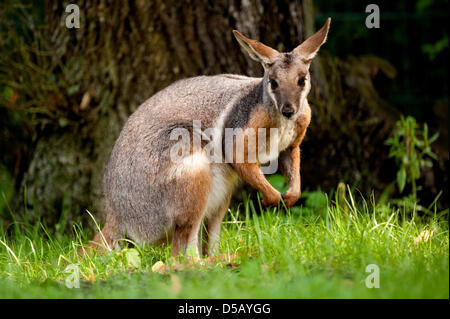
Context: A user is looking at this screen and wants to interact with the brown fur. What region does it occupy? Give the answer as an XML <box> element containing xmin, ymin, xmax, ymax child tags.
<box><xmin>171</xmin><ymin>167</ymin><xmax>212</xmax><ymax>256</ymax></box>
<box><xmin>234</xmin><ymin>162</ymin><xmax>281</xmax><ymax>206</ymax></box>
<box><xmin>230</xmin><ymin>106</ymin><xmax>281</xmax><ymax>206</ymax></box>
<box><xmin>294</xmin><ymin>17</ymin><xmax>331</xmax><ymax>62</ymax></box>
<box><xmin>280</xmin><ymin>107</ymin><xmax>311</xmax><ymax>206</ymax></box>
<box><xmin>233</xmin><ymin>30</ymin><xmax>279</xmax><ymax>63</ymax></box>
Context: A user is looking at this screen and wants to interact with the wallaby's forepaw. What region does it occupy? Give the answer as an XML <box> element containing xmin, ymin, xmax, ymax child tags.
<box><xmin>261</xmin><ymin>191</ymin><xmax>281</xmax><ymax>207</ymax></box>
<box><xmin>282</xmin><ymin>191</ymin><xmax>300</xmax><ymax>208</ymax></box>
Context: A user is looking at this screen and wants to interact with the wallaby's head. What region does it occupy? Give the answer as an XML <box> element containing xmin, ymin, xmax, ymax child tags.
<box><xmin>233</xmin><ymin>18</ymin><xmax>331</xmax><ymax>119</ymax></box>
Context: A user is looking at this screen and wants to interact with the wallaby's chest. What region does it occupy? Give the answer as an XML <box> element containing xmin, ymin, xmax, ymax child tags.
<box><xmin>277</xmin><ymin>116</ymin><xmax>299</xmax><ymax>152</ymax></box>
<box><xmin>256</xmin><ymin>115</ymin><xmax>299</xmax><ymax>164</ymax></box>
<box><xmin>252</xmin><ymin>106</ymin><xmax>310</xmax><ymax>164</ymax></box>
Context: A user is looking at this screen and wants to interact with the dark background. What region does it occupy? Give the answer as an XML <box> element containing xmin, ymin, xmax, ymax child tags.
<box><xmin>319</xmin><ymin>1</ymin><xmax>448</xmax><ymax>137</ymax></box>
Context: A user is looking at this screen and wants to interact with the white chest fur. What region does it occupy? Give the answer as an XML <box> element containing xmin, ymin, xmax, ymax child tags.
<box><xmin>276</xmin><ymin>116</ymin><xmax>298</xmax><ymax>153</ymax></box>
<box><xmin>204</xmin><ymin>164</ymin><xmax>238</xmax><ymax>218</ymax></box>
<box><xmin>256</xmin><ymin>115</ymin><xmax>298</xmax><ymax>165</ymax></box>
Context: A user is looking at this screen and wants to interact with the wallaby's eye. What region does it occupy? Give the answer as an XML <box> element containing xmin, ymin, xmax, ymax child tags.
<box><xmin>298</xmin><ymin>76</ymin><xmax>306</xmax><ymax>87</ymax></box>
<box><xmin>269</xmin><ymin>79</ymin><xmax>278</xmax><ymax>90</ymax></box>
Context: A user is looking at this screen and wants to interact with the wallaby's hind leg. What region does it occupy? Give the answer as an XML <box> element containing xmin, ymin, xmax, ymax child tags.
<box><xmin>171</xmin><ymin>165</ymin><xmax>212</xmax><ymax>257</ymax></box>
<box><xmin>202</xmin><ymin>194</ymin><xmax>231</xmax><ymax>256</ymax></box>
<box><xmin>91</xmin><ymin>213</ymin><xmax>118</xmax><ymax>251</ymax></box>
<box><xmin>172</xmin><ymin>218</ymin><xmax>203</xmax><ymax>257</ymax></box>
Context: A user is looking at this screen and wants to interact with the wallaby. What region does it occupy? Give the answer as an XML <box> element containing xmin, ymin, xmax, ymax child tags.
<box><xmin>86</xmin><ymin>18</ymin><xmax>331</xmax><ymax>257</ymax></box>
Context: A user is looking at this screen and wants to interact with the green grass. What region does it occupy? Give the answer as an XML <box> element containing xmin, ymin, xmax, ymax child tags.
<box><xmin>0</xmin><ymin>188</ymin><xmax>448</xmax><ymax>299</ymax></box>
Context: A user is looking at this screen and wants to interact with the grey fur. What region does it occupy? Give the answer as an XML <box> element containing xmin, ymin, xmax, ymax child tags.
<box><xmin>224</xmin><ymin>80</ymin><xmax>263</xmax><ymax>129</ymax></box>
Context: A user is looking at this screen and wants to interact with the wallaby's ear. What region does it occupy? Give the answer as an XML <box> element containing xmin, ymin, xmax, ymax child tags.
<box><xmin>293</xmin><ymin>17</ymin><xmax>331</xmax><ymax>64</ymax></box>
<box><xmin>233</xmin><ymin>30</ymin><xmax>279</xmax><ymax>66</ymax></box>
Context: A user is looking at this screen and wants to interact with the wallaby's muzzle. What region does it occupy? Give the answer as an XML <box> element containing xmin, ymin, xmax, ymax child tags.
<box><xmin>281</xmin><ymin>102</ymin><xmax>295</xmax><ymax>118</ymax></box>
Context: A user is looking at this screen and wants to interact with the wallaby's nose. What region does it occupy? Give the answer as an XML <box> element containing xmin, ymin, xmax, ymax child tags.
<box><xmin>281</xmin><ymin>103</ymin><xmax>295</xmax><ymax>118</ymax></box>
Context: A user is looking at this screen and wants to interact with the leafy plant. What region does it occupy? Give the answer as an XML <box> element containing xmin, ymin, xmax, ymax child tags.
<box><xmin>422</xmin><ymin>35</ymin><xmax>449</xmax><ymax>61</ymax></box>
<box><xmin>385</xmin><ymin>115</ymin><xmax>439</xmax><ymax>197</ymax></box>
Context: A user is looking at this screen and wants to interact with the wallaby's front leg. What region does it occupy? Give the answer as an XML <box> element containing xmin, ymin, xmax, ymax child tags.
<box><xmin>279</xmin><ymin>145</ymin><xmax>301</xmax><ymax>207</ymax></box>
<box><xmin>233</xmin><ymin>162</ymin><xmax>281</xmax><ymax>206</ymax></box>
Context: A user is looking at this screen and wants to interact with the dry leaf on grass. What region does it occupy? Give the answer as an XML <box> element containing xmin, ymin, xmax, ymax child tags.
<box><xmin>414</xmin><ymin>229</ymin><xmax>435</xmax><ymax>247</ymax></box>
<box><xmin>151</xmin><ymin>261</ymin><xmax>168</xmax><ymax>274</ymax></box>
<box><xmin>88</xmin><ymin>267</ymin><xmax>95</xmax><ymax>283</ymax></box>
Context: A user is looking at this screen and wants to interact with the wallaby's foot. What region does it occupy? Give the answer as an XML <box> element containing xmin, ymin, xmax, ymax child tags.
<box><xmin>261</xmin><ymin>190</ymin><xmax>281</xmax><ymax>207</ymax></box>
<box><xmin>282</xmin><ymin>191</ymin><xmax>300</xmax><ymax>208</ymax></box>
<box><xmin>77</xmin><ymin>242</ymin><xmax>104</xmax><ymax>257</ymax></box>
<box><xmin>171</xmin><ymin>222</ymin><xmax>203</xmax><ymax>258</ymax></box>
<box><xmin>78</xmin><ymin>213</ymin><xmax>118</xmax><ymax>257</ymax></box>
<box><xmin>77</xmin><ymin>233</ymin><xmax>114</xmax><ymax>257</ymax></box>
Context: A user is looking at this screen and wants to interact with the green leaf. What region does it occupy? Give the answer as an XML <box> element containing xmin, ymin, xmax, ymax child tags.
<box><xmin>428</xmin><ymin>151</ymin><xmax>438</xmax><ymax>160</ymax></box>
<box><xmin>402</xmin><ymin>155</ymin><xmax>409</xmax><ymax>165</ymax></box>
<box><xmin>1</xmin><ymin>87</ymin><xmax>14</xmax><ymax>100</ymax></box>
<box><xmin>415</xmin><ymin>139</ymin><xmax>424</xmax><ymax>147</ymax></box>
<box><xmin>125</xmin><ymin>248</ymin><xmax>141</xmax><ymax>269</ymax></box>
<box><xmin>67</xmin><ymin>85</ymin><xmax>80</xmax><ymax>95</ymax></box>
<box><xmin>58</xmin><ymin>118</ymin><xmax>68</xmax><ymax>127</ymax></box>
<box><xmin>423</xmin><ymin>123</ymin><xmax>428</xmax><ymax>139</ymax></box>
<box><xmin>304</xmin><ymin>191</ymin><xmax>327</xmax><ymax>208</ymax></box>
<box><xmin>266</xmin><ymin>174</ymin><xmax>288</xmax><ymax>193</ymax></box>
<box><xmin>397</xmin><ymin>169</ymin><xmax>406</xmax><ymax>193</ymax></box>
<box><xmin>421</xmin><ymin>159</ymin><xmax>433</xmax><ymax>167</ymax></box>
<box><xmin>429</xmin><ymin>132</ymin><xmax>439</xmax><ymax>143</ymax></box>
